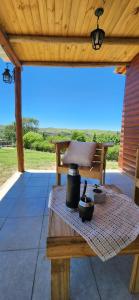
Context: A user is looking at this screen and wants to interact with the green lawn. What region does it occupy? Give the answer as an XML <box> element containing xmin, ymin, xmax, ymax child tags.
<box><xmin>0</xmin><ymin>147</ymin><xmax>118</xmax><ymax>187</ymax></box>
<box><xmin>0</xmin><ymin>147</ymin><xmax>55</xmax><ymax>186</ymax></box>
<box><xmin>106</xmin><ymin>160</ymin><xmax>118</xmax><ymax>169</ymax></box>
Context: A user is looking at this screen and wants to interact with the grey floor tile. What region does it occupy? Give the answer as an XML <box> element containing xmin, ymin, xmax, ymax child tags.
<box><xmin>0</xmin><ymin>249</ymin><xmax>37</xmax><ymax>300</ymax></box>
<box><xmin>21</xmin><ymin>187</ymin><xmax>48</xmax><ymax>198</ymax></box>
<box><xmin>71</xmin><ymin>258</ymin><xmax>100</xmax><ymax>300</ymax></box>
<box><xmin>8</xmin><ymin>197</ymin><xmax>46</xmax><ymax>217</ymax></box>
<box><xmin>39</xmin><ymin>216</ymin><xmax>48</xmax><ymax>248</ymax></box>
<box><xmin>0</xmin><ymin>218</ymin><xmax>5</xmax><ymax>229</ymax></box>
<box><xmin>0</xmin><ymin>197</ymin><xmax>16</xmax><ymax>217</ymax></box>
<box><xmin>4</xmin><ymin>185</ymin><xmax>23</xmax><ymax>198</ymax></box>
<box><xmin>114</xmin><ymin>256</ymin><xmax>134</xmax><ymax>286</ymax></box>
<box><xmin>32</xmin><ymin>249</ymin><xmax>51</xmax><ymax>300</ymax></box>
<box><xmin>25</xmin><ymin>174</ymin><xmax>50</xmax><ymax>187</ymax></box>
<box><xmin>90</xmin><ymin>256</ymin><xmax>139</xmax><ymax>300</ymax></box>
<box><xmin>106</xmin><ymin>172</ymin><xmax>134</xmax><ymax>198</ymax></box>
<box><xmin>0</xmin><ymin>217</ymin><xmax>43</xmax><ymax>250</ymax></box>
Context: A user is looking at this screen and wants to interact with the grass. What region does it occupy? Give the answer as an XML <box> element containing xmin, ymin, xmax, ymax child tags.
<box><xmin>0</xmin><ymin>147</ymin><xmax>55</xmax><ymax>186</ymax></box>
<box><xmin>106</xmin><ymin>160</ymin><xmax>118</xmax><ymax>169</ymax></box>
<box><xmin>0</xmin><ymin>147</ymin><xmax>119</xmax><ymax>187</ymax></box>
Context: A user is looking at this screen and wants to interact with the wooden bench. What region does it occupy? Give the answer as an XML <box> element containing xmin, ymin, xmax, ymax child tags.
<box><xmin>46</xmin><ymin>185</ymin><xmax>139</xmax><ymax>300</ymax></box>
<box><xmin>54</xmin><ymin>141</ymin><xmax>113</xmax><ymax>186</ymax></box>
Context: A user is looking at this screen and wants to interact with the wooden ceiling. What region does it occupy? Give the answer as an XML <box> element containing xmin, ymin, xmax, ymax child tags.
<box><xmin>0</xmin><ymin>0</ymin><xmax>139</xmax><ymax>66</ymax></box>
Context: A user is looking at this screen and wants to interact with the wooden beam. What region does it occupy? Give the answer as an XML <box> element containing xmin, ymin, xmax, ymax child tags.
<box><xmin>8</xmin><ymin>34</ymin><xmax>139</xmax><ymax>46</ymax></box>
<box><xmin>15</xmin><ymin>67</ymin><xmax>24</xmax><ymax>172</ymax></box>
<box><xmin>0</xmin><ymin>29</ymin><xmax>21</xmax><ymax>67</ymax></box>
<box><xmin>22</xmin><ymin>61</ymin><xmax>129</xmax><ymax>67</ymax></box>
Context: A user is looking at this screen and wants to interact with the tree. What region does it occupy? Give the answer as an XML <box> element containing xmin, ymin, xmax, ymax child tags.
<box><xmin>4</xmin><ymin>117</ymin><xmax>39</xmax><ymax>143</ymax></box>
<box><xmin>4</xmin><ymin>124</ymin><xmax>16</xmax><ymax>144</ymax></box>
<box><xmin>22</xmin><ymin>118</ymin><xmax>39</xmax><ymax>134</ymax></box>
<box><xmin>71</xmin><ymin>130</ymin><xmax>86</xmax><ymax>142</ymax></box>
<box><xmin>92</xmin><ymin>132</ymin><xmax>97</xmax><ymax>142</ymax></box>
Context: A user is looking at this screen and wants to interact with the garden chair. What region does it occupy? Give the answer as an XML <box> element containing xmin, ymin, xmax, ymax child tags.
<box><xmin>54</xmin><ymin>140</ymin><xmax>113</xmax><ymax>185</ymax></box>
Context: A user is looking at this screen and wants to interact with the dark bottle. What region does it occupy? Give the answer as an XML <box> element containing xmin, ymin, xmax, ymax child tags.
<box><xmin>66</xmin><ymin>163</ymin><xmax>81</xmax><ymax>208</ymax></box>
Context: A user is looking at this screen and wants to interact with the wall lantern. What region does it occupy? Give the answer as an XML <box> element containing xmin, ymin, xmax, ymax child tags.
<box><xmin>2</xmin><ymin>64</ymin><xmax>15</xmax><ymax>84</ymax></box>
<box><xmin>90</xmin><ymin>7</ymin><xmax>105</xmax><ymax>50</ymax></box>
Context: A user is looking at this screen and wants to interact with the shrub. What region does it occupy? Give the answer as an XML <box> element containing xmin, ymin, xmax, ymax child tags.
<box><xmin>31</xmin><ymin>140</ymin><xmax>55</xmax><ymax>153</ymax></box>
<box><xmin>23</xmin><ymin>132</ymin><xmax>44</xmax><ymax>149</ymax></box>
<box><xmin>71</xmin><ymin>130</ymin><xmax>86</xmax><ymax>142</ymax></box>
<box><xmin>106</xmin><ymin>145</ymin><xmax>119</xmax><ymax>161</ymax></box>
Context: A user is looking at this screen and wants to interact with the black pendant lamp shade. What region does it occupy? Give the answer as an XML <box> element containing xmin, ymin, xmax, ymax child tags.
<box><xmin>2</xmin><ymin>66</ymin><xmax>12</xmax><ymax>83</ymax></box>
<box><xmin>91</xmin><ymin>8</ymin><xmax>105</xmax><ymax>50</ymax></box>
<box><xmin>2</xmin><ymin>64</ymin><xmax>15</xmax><ymax>84</ymax></box>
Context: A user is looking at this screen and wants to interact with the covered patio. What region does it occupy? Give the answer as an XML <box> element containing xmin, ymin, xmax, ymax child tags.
<box><xmin>0</xmin><ymin>170</ymin><xmax>137</xmax><ymax>300</ymax></box>
<box><xmin>0</xmin><ymin>1</ymin><xmax>139</xmax><ymax>299</ymax></box>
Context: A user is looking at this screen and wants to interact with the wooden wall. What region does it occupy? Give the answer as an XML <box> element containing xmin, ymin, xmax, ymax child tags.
<box><xmin>119</xmin><ymin>54</ymin><xmax>139</xmax><ymax>176</ymax></box>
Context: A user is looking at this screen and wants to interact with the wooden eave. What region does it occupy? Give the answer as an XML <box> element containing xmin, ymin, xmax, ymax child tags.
<box><xmin>0</xmin><ymin>0</ymin><xmax>139</xmax><ymax>67</ymax></box>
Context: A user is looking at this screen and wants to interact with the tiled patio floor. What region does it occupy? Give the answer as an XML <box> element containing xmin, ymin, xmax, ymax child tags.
<box><xmin>0</xmin><ymin>170</ymin><xmax>138</xmax><ymax>300</ymax></box>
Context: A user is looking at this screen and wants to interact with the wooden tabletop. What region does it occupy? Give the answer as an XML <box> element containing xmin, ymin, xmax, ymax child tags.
<box><xmin>46</xmin><ymin>185</ymin><xmax>139</xmax><ymax>260</ymax></box>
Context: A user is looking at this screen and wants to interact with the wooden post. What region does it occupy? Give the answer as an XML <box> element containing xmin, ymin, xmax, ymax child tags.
<box><xmin>129</xmin><ymin>255</ymin><xmax>139</xmax><ymax>293</ymax></box>
<box><xmin>56</xmin><ymin>144</ymin><xmax>61</xmax><ymax>185</ymax></box>
<box><xmin>51</xmin><ymin>259</ymin><xmax>70</xmax><ymax>300</ymax></box>
<box><xmin>15</xmin><ymin>66</ymin><xmax>24</xmax><ymax>172</ymax></box>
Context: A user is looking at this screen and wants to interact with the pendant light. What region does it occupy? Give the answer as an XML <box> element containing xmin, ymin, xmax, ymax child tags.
<box><xmin>91</xmin><ymin>7</ymin><xmax>105</xmax><ymax>50</ymax></box>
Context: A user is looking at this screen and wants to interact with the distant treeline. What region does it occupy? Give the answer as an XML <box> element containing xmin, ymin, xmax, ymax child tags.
<box><xmin>0</xmin><ymin>120</ymin><xmax>120</xmax><ymax>161</ymax></box>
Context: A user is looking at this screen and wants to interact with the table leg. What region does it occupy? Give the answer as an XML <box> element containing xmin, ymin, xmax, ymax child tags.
<box><xmin>51</xmin><ymin>258</ymin><xmax>70</xmax><ymax>300</ymax></box>
<box><xmin>129</xmin><ymin>255</ymin><xmax>139</xmax><ymax>293</ymax></box>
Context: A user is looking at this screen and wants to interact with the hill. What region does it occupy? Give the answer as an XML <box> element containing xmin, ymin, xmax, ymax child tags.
<box><xmin>39</xmin><ymin>127</ymin><xmax>120</xmax><ymax>136</ymax></box>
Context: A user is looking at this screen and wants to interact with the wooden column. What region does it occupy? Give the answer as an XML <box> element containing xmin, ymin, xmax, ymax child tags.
<box><xmin>51</xmin><ymin>259</ymin><xmax>70</xmax><ymax>300</ymax></box>
<box><xmin>15</xmin><ymin>66</ymin><xmax>24</xmax><ymax>172</ymax></box>
<box><xmin>129</xmin><ymin>255</ymin><xmax>139</xmax><ymax>293</ymax></box>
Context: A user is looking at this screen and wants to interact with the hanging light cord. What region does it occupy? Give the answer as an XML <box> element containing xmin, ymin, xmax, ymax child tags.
<box><xmin>97</xmin><ymin>15</ymin><xmax>99</xmax><ymax>28</ymax></box>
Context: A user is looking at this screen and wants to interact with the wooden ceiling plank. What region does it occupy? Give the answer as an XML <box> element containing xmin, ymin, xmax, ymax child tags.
<box><xmin>62</xmin><ymin>0</ymin><xmax>72</xmax><ymax>36</ymax></box>
<box><xmin>68</xmin><ymin>0</ymin><xmax>81</xmax><ymax>35</ymax></box>
<box><xmin>47</xmin><ymin>0</ymin><xmax>55</xmax><ymax>34</ymax></box>
<box><xmin>74</xmin><ymin>0</ymin><xmax>90</xmax><ymax>35</ymax></box>
<box><xmin>10</xmin><ymin>0</ymin><xmax>29</xmax><ymax>33</ymax></box>
<box><xmin>27</xmin><ymin>0</ymin><xmax>39</xmax><ymax>61</ymax></box>
<box><xmin>80</xmin><ymin>0</ymin><xmax>98</xmax><ymax>36</ymax></box>
<box><xmin>0</xmin><ymin>28</ymin><xmax>21</xmax><ymax>67</ymax></box>
<box><xmin>20</xmin><ymin>0</ymin><xmax>35</xmax><ymax>60</ymax></box>
<box><xmin>102</xmin><ymin>0</ymin><xmax>131</xmax><ymax>35</ymax></box>
<box><xmin>46</xmin><ymin>0</ymin><xmax>55</xmax><ymax>61</ymax></box>
<box><xmin>0</xmin><ymin>0</ymin><xmax>20</xmax><ymax>34</ymax></box>
<box><xmin>21</xmin><ymin>0</ymin><xmax>35</xmax><ymax>34</ymax></box>
<box><xmin>70</xmin><ymin>0</ymin><xmax>91</xmax><ymax>62</ymax></box>
<box><xmin>111</xmin><ymin>0</ymin><xmax>139</xmax><ymax>36</ymax></box>
<box><xmin>69</xmin><ymin>0</ymin><xmax>83</xmax><ymax>62</ymax></box>
<box><xmin>29</xmin><ymin>0</ymin><xmax>42</xmax><ymax>34</ymax></box>
<box><xmin>112</xmin><ymin>0</ymin><xmax>139</xmax><ymax>36</ymax></box>
<box><xmin>36</xmin><ymin>0</ymin><xmax>46</xmax><ymax>61</ymax></box>
<box><xmin>54</xmin><ymin>0</ymin><xmax>64</xmax><ymax>61</ymax></box>
<box><xmin>61</xmin><ymin>0</ymin><xmax>72</xmax><ymax>61</ymax></box>
<box><xmin>37</xmin><ymin>0</ymin><xmax>48</xmax><ymax>34</ymax></box>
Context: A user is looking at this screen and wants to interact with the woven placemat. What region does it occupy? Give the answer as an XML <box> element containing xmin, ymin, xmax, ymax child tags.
<box><xmin>49</xmin><ymin>184</ymin><xmax>139</xmax><ymax>261</ymax></box>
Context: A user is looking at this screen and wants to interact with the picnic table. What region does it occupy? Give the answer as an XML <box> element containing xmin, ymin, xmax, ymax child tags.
<box><xmin>46</xmin><ymin>185</ymin><xmax>139</xmax><ymax>300</ymax></box>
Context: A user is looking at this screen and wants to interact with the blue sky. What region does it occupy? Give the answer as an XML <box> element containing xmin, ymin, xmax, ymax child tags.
<box><xmin>0</xmin><ymin>59</ymin><xmax>125</xmax><ymax>131</ymax></box>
